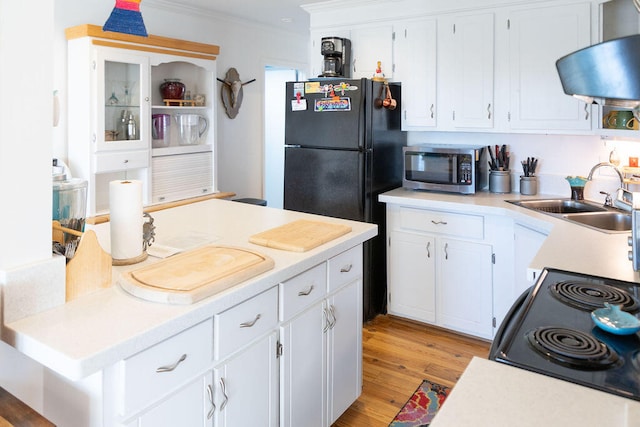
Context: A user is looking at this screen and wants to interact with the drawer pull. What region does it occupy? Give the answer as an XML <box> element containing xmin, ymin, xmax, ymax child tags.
<box><xmin>207</xmin><ymin>384</ymin><xmax>215</xmax><ymax>419</ymax></box>
<box><xmin>240</xmin><ymin>313</ymin><xmax>261</xmax><ymax>328</ymax></box>
<box><xmin>444</xmin><ymin>243</ymin><xmax>449</xmax><ymax>261</ymax></box>
<box><xmin>426</xmin><ymin>241</ymin><xmax>431</xmax><ymax>258</ymax></box>
<box><xmin>431</xmin><ymin>220</ymin><xmax>448</xmax><ymax>225</ymax></box>
<box><xmin>323</xmin><ymin>307</ymin><xmax>331</xmax><ymax>333</ymax></box>
<box><xmin>340</xmin><ymin>264</ymin><xmax>353</xmax><ymax>273</ymax></box>
<box><xmin>156</xmin><ymin>353</ymin><xmax>187</xmax><ymax>373</ymax></box>
<box><xmin>298</xmin><ymin>285</ymin><xmax>314</xmax><ymax>296</ymax></box>
<box><xmin>220</xmin><ymin>377</ymin><xmax>229</xmax><ymax>411</ymax></box>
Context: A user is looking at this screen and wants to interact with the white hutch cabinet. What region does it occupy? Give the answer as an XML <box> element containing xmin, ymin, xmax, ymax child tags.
<box><xmin>65</xmin><ymin>25</ymin><xmax>219</xmax><ymax>216</ymax></box>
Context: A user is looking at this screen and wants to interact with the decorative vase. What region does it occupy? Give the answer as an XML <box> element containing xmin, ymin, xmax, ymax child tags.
<box><xmin>159</xmin><ymin>78</ymin><xmax>186</xmax><ymax>100</ymax></box>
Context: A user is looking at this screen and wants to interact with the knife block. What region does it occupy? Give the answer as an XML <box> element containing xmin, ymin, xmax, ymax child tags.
<box><xmin>52</xmin><ymin>221</ymin><xmax>113</xmax><ymax>301</ymax></box>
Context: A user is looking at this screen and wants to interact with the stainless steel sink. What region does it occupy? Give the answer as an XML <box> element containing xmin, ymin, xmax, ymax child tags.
<box><xmin>507</xmin><ymin>198</ymin><xmax>630</xmax><ymax>233</ymax></box>
<box><xmin>507</xmin><ymin>199</ymin><xmax>607</xmax><ymax>214</ymax></box>
<box><xmin>562</xmin><ymin>212</ymin><xmax>632</xmax><ymax>232</ymax></box>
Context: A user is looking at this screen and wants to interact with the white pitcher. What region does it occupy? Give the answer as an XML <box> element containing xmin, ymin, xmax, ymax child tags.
<box><xmin>174</xmin><ymin>114</ymin><xmax>208</xmax><ymax>145</ymax></box>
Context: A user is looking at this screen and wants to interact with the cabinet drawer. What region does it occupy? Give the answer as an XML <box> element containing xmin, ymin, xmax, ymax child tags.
<box><xmin>328</xmin><ymin>245</ymin><xmax>363</xmax><ymax>292</ymax></box>
<box><xmin>119</xmin><ymin>319</ymin><xmax>213</xmax><ymax>416</ymax></box>
<box><xmin>215</xmin><ymin>286</ymin><xmax>278</xmax><ymax>361</ymax></box>
<box><xmin>399</xmin><ymin>206</ymin><xmax>484</xmax><ymax>239</ymax></box>
<box><xmin>93</xmin><ymin>150</ymin><xmax>149</xmax><ymax>173</ymax></box>
<box><xmin>280</xmin><ymin>263</ymin><xmax>327</xmax><ymax>321</ymax></box>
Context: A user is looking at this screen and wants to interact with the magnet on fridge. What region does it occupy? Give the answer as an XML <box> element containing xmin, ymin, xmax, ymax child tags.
<box><xmin>293</xmin><ymin>82</ymin><xmax>304</xmax><ymax>98</ymax></box>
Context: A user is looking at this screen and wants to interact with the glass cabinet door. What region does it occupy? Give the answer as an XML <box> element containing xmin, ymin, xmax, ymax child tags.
<box><xmin>95</xmin><ymin>48</ymin><xmax>150</xmax><ymax>151</ymax></box>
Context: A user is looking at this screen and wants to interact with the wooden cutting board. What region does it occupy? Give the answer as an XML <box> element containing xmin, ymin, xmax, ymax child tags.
<box><xmin>249</xmin><ymin>219</ymin><xmax>352</xmax><ymax>252</ymax></box>
<box><xmin>118</xmin><ymin>245</ymin><xmax>274</xmax><ymax>304</ymax></box>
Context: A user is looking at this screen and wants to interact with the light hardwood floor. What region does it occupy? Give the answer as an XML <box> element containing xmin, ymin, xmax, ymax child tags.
<box><xmin>333</xmin><ymin>315</ymin><xmax>491</xmax><ymax>426</ymax></box>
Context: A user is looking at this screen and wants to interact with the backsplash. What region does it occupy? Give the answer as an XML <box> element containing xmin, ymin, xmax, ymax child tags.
<box><xmin>407</xmin><ymin>131</ymin><xmax>640</xmax><ymax>200</ymax></box>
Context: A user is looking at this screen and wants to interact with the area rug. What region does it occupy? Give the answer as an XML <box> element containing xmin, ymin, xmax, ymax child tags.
<box><xmin>388</xmin><ymin>379</ymin><xmax>451</xmax><ymax>427</ymax></box>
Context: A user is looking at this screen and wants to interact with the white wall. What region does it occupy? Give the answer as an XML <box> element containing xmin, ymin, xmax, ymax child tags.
<box><xmin>53</xmin><ymin>0</ymin><xmax>309</xmax><ymax>200</ymax></box>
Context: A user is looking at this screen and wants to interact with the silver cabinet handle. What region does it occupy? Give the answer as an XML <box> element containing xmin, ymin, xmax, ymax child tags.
<box><xmin>240</xmin><ymin>313</ymin><xmax>261</xmax><ymax>328</ymax></box>
<box><xmin>487</xmin><ymin>103</ymin><xmax>492</xmax><ymax>120</ymax></box>
<box><xmin>444</xmin><ymin>243</ymin><xmax>449</xmax><ymax>260</ymax></box>
<box><xmin>584</xmin><ymin>104</ymin><xmax>589</xmax><ymax>120</ymax></box>
<box><xmin>426</xmin><ymin>241</ymin><xmax>431</xmax><ymax>258</ymax></box>
<box><xmin>430</xmin><ymin>104</ymin><xmax>435</xmax><ymax>119</ymax></box>
<box><xmin>219</xmin><ymin>378</ymin><xmax>229</xmax><ymax>411</ymax></box>
<box><xmin>207</xmin><ymin>384</ymin><xmax>215</xmax><ymax>419</ymax></box>
<box><xmin>431</xmin><ymin>220</ymin><xmax>447</xmax><ymax>225</ymax></box>
<box><xmin>323</xmin><ymin>307</ymin><xmax>331</xmax><ymax>333</ymax></box>
<box><xmin>328</xmin><ymin>305</ymin><xmax>336</xmax><ymax>329</ymax></box>
<box><xmin>340</xmin><ymin>264</ymin><xmax>353</xmax><ymax>273</ymax></box>
<box><xmin>298</xmin><ymin>285</ymin><xmax>314</xmax><ymax>296</ymax></box>
<box><xmin>156</xmin><ymin>354</ymin><xmax>187</xmax><ymax>373</ymax></box>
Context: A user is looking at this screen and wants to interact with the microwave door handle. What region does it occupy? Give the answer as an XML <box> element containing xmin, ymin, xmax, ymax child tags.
<box><xmin>452</xmin><ymin>156</ymin><xmax>458</xmax><ymax>183</ymax></box>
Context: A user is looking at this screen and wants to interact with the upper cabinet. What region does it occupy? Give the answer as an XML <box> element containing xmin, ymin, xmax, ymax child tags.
<box><xmin>506</xmin><ymin>3</ymin><xmax>592</xmax><ymax>131</ymax></box>
<box><xmin>449</xmin><ymin>13</ymin><xmax>495</xmax><ymax>130</ymax></box>
<box><xmin>308</xmin><ymin>0</ymin><xmax>597</xmax><ymax>135</ymax></box>
<box><xmin>66</xmin><ymin>25</ymin><xmax>220</xmax><ymax>215</ymax></box>
<box><xmin>395</xmin><ymin>19</ymin><xmax>437</xmax><ymax>129</ymax></box>
<box><xmin>350</xmin><ymin>25</ymin><xmax>395</xmax><ymax>80</ymax></box>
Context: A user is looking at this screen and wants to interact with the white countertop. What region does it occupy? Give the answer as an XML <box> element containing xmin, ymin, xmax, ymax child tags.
<box><xmin>380</xmin><ymin>188</ymin><xmax>640</xmax><ymax>426</ymax></box>
<box><xmin>2</xmin><ymin>199</ymin><xmax>377</xmax><ymax>380</ymax></box>
<box><xmin>431</xmin><ymin>357</ymin><xmax>640</xmax><ymax>427</ymax></box>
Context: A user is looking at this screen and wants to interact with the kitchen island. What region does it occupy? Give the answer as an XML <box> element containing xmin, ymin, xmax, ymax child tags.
<box><xmin>379</xmin><ymin>187</ymin><xmax>640</xmax><ymax>427</ymax></box>
<box><xmin>2</xmin><ymin>199</ymin><xmax>377</xmax><ymax>426</ymax></box>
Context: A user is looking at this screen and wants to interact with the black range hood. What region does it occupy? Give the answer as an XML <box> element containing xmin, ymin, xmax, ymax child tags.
<box><xmin>556</xmin><ymin>34</ymin><xmax>640</xmax><ymax>108</ymax></box>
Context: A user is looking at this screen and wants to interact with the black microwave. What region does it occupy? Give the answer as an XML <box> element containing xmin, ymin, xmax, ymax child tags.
<box><xmin>403</xmin><ymin>145</ymin><xmax>487</xmax><ymax>194</ymax></box>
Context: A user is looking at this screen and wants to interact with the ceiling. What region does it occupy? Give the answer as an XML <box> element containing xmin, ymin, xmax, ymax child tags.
<box><xmin>149</xmin><ymin>0</ymin><xmax>319</xmax><ymax>34</ymax></box>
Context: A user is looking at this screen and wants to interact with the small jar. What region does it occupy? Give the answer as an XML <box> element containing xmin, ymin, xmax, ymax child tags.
<box><xmin>489</xmin><ymin>170</ymin><xmax>511</xmax><ymax>193</ymax></box>
<box><xmin>519</xmin><ymin>176</ymin><xmax>538</xmax><ymax>196</ymax></box>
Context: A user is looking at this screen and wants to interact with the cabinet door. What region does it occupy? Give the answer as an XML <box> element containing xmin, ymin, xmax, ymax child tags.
<box><xmin>508</xmin><ymin>3</ymin><xmax>591</xmax><ymax>131</ymax></box>
<box><xmin>451</xmin><ymin>13</ymin><xmax>495</xmax><ymax>129</ymax></box>
<box><xmin>135</xmin><ymin>372</ymin><xmax>213</xmax><ymax>427</ymax></box>
<box><xmin>350</xmin><ymin>25</ymin><xmax>394</xmax><ymax>79</ymax></box>
<box><xmin>95</xmin><ymin>47</ymin><xmax>150</xmax><ymax>151</ymax></box>
<box><xmin>396</xmin><ymin>20</ymin><xmax>437</xmax><ymax>129</ymax></box>
<box><xmin>513</xmin><ymin>224</ymin><xmax>547</xmax><ymax>296</ymax></box>
<box><xmin>213</xmin><ymin>332</ymin><xmax>278</xmax><ymax>427</ymax></box>
<box><xmin>280</xmin><ymin>301</ymin><xmax>326</xmax><ymax>427</ymax></box>
<box><xmin>437</xmin><ymin>238</ymin><xmax>493</xmax><ymax>339</ymax></box>
<box><xmin>387</xmin><ymin>231</ymin><xmax>436</xmax><ymax>323</ymax></box>
<box><xmin>326</xmin><ymin>280</ymin><xmax>362</xmax><ymax>425</ymax></box>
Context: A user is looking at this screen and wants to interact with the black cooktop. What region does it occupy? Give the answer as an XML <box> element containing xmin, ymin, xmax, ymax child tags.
<box><xmin>491</xmin><ymin>268</ymin><xmax>640</xmax><ymax>401</ymax></box>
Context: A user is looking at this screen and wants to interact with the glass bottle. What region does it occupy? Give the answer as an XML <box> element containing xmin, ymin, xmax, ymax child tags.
<box><xmin>126</xmin><ymin>113</ymin><xmax>137</xmax><ymax>140</ymax></box>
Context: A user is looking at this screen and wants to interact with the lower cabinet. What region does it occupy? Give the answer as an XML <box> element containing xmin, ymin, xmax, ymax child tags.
<box><xmin>386</xmin><ymin>205</ymin><xmax>494</xmax><ymax>339</ymax></box>
<box><xmin>280</xmin><ymin>248</ymin><xmax>363</xmax><ymax>427</ymax></box>
<box><xmin>127</xmin><ymin>373</ymin><xmax>213</xmax><ymax>427</ymax></box>
<box><xmin>212</xmin><ymin>332</ymin><xmax>279</xmax><ymax>427</ymax></box>
<box><xmin>100</xmin><ymin>246</ymin><xmax>363</xmax><ymax>427</ymax></box>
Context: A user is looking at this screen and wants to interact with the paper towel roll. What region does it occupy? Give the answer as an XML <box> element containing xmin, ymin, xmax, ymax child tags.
<box><xmin>109</xmin><ymin>180</ymin><xmax>143</xmax><ymax>260</ymax></box>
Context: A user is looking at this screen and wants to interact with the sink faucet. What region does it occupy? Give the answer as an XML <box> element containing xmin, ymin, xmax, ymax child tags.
<box><xmin>587</xmin><ymin>162</ymin><xmax>625</xmax><ymax>205</ymax></box>
<box><xmin>587</xmin><ymin>162</ymin><xmax>624</xmax><ymax>186</ymax></box>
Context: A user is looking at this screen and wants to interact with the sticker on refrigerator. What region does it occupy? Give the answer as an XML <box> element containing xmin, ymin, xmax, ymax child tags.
<box><xmin>314</xmin><ymin>97</ymin><xmax>351</xmax><ymax>112</ymax></box>
<box><xmin>292</xmin><ymin>82</ymin><xmax>305</xmax><ymax>98</ymax></box>
<box><xmin>291</xmin><ymin>98</ymin><xmax>307</xmax><ymax>111</ymax></box>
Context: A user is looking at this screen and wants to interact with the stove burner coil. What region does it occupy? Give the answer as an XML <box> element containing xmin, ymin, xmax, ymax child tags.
<box><xmin>550</xmin><ymin>281</ymin><xmax>639</xmax><ymax>313</ymax></box>
<box><xmin>526</xmin><ymin>326</ymin><xmax>619</xmax><ymax>370</ymax></box>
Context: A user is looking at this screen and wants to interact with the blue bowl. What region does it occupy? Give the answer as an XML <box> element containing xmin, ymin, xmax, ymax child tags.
<box><xmin>591</xmin><ymin>303</ymin><xmax>640</xmax><ymax>335</ymax></box>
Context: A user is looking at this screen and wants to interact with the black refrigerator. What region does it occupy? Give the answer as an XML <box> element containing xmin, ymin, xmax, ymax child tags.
<box><xmin>283</xmin><ymin>78</ymin><xmax>406</xmax><ymax>321</ymax></box>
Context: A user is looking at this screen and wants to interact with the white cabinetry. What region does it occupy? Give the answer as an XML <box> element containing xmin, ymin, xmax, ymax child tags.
<box><xmin>350</xmin><ymin>25</ymin><xmax>395</xmax><ymax>80</ymax></box>
<box><xmin>280</xmin><ymin>246</ymin><xmax>363</xmax><ymax>427</ymax></box>
<box><xmin>513</xmin><ymin>223</ymin><xmax>548</xmax><ymax>294</ymax></box>
<box><xmin>387</xmin><ymin>205</ymin><xmax>493</xmax><ymax>339</ymax></box>
<box><xmin>113</xmin><ymin>319</ymin><xmax>214</xmax><ymax>425</ymax></box>
<box><xmin>440</xmin><ymin>13</ymin><xmax>495</xmax><ymax>130</ymax></box>
<box><xmin>507</xmin><ymin>3</ymin><xmax>592</xmax><ymax>131</ymax></box>
<box><xmin>66</xmin><ymin>25</ymin><xmax>219</xmax><ymax>215</ymax></box>
<box><xmin>387</xmin><ymin>231</ymin><xmax>436</xmax><ymax>323</ymax></box>
<box><xmin>395</xmin><ymin>19</ymin><xmax>437</xmax><ymax>129</ymax></box>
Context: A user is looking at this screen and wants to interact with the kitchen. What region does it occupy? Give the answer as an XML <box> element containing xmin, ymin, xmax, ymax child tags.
<box><xmin>3</xmin><ymin>0</ymin><xmax>640</xmax><ymax>425</ymax></box>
